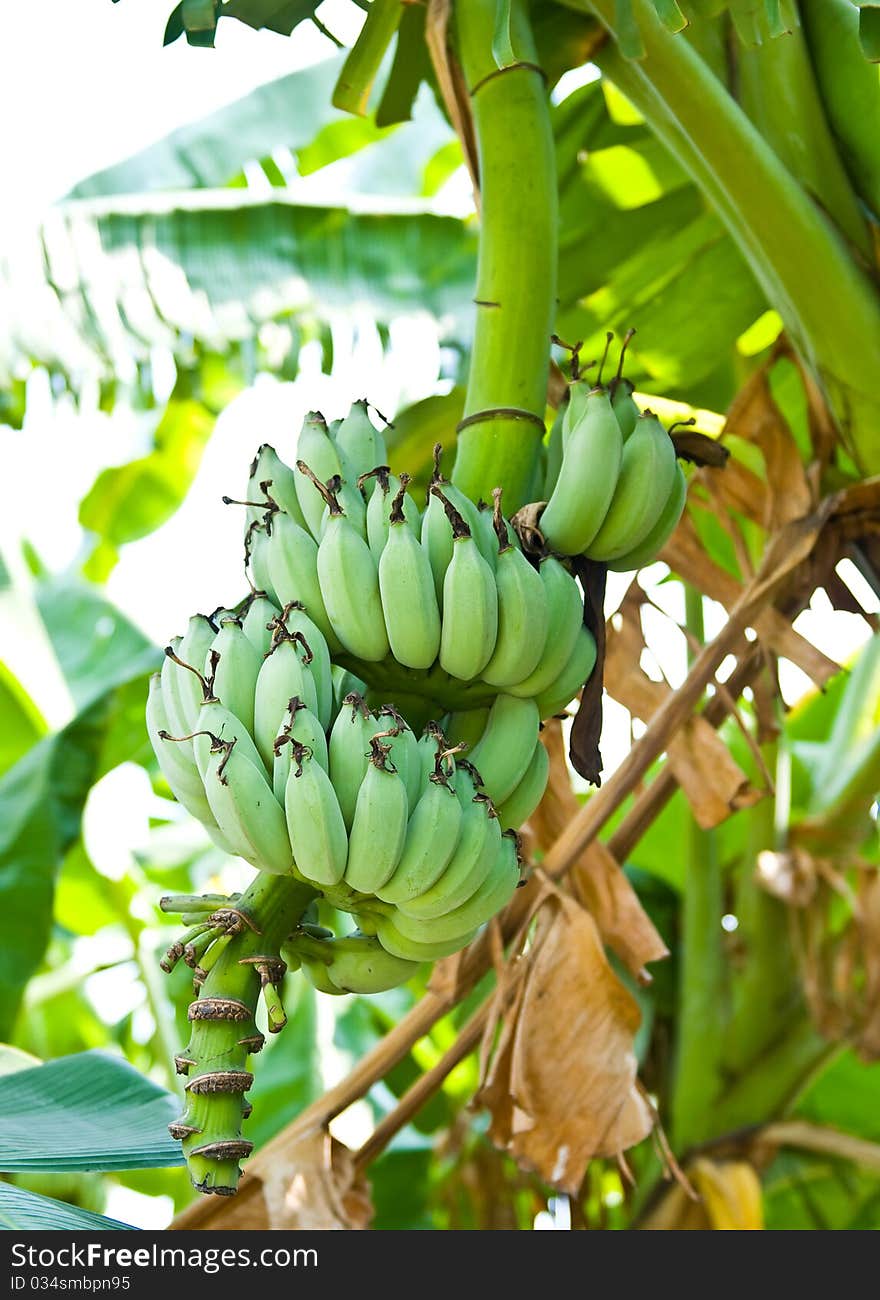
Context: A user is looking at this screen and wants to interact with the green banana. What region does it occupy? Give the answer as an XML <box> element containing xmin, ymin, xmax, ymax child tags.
<box><xmin>468</xmin><ymin>693</ymin><xmax>541</xmax><ymax>805</ymax></box>
<box><xmin>421</xmin><ymin>445</ymin><xmax>492</xmax><ymax>602</ymax></box>
<box><xmin>375</xmin><ymin>752</ymin><xmax>463</xmax><ymax>904</ymax></box>
<box><xmin>508</xmin><ymin>556</ymin><xmax>583</xmax><ymax>699</ymax></box>
<box><xmin>444</xmin><ymin>707</ymin><xmax>489</xmax><ymax>754</ymax></box>
<box><xmin>363</xmin><ymin>466</ymin><xmax>420</xmax><ymax>561</ymax></box>
<box><xmin>191</xmin><ymin>700</ymin><xmax>265</xmax><ymax>779</ymax></box>
<box><xmin>397</xmin><ymin>768</ymin><xmax>501</xmax><ymax>919</ymax></box>
<box><xmin>240</xmin><ymin>594</ymin><xmax>279</xmax><ymax>657</ymax></box>
<box><xmin>207</xmin><ymin>620</ymin><xmax>262</xmax><ymax>736</ymax></box>
<box><xmin>435</xmin><ymin>487</ymin><xmax>498</xmax><ymax>682</ymax></box>
<box><xmin>344</xmin><ymin>736</ymin><xmax>409</xmax><ymax>893</ymax></box>
<box><xmin>543</xmin><ymin>403</ymin><xmax>565</xmax><ymax>499</ymax></box>
<box><xmin>482</xmin><ymin>489</ymin><xmax>548</xmax><ymax>688</ymax></box>
<box><xmin>374</xmin><ymin>912</ymin><xmax>478</xmax><ymax>963</ymax></box>
<box><xmin>473</xmin><ymin>501</ymin><xmax>499</xmax><ymax>571</ymax></box>
<box><xmin>272</xmin><ymin>696</ymin><xmax>328</xmax><ymax>802</ymax></box>
<box><xmin>331</xmin><ymin>666</ymin><xmax>368</xmax><ymax>713</ymax></box>
<box><xmin>284</xmin><ymin>740</ymin><xmax>349</xmax><ymax>887</ymax></box>
<box><xmin>246</xmin><ymin>443</ymin><xmax>309</xmax><ymax>531</ymax></box>
<box><xmin>374</xmin><ymin>706</ymin><xmax>421</xmax><ymax>808</ymax></box>
<box><xmin>392</xmin><ymin>830</ymin><xmax>521</xmax><ymax>945</ymax></box>
<box><xmin>291</xmin><ymin>930</ymin><xmax>419</xmax><ymax>994</ymax></box>
<box><xmin>378</xmin><ymin>475</ymin><xmax>441</xmax><ymax>670</ymax></box>
<box><xmin>203</xmin><ymin>735</ymin><xmax>293</xmax><ymax>875</ymax></box>
<box><xmin>496</xmin><ymin>736</ymin><xmax>550</xmax><ymax>830</ymax></box>
<box><xmin>295</xmin><ymin>412</ymin><xmax>346</xmax><ymax>539</ymax></box>
<box><xmin>263</xmin><ymin>511</ymin><xmax>341</xmax><ymax>654</ymax></box>
<box><xmin>610</xmin><ymin>378</ymin><xmax>641</xmax><ymax>440</ymax></box>
<box><xmin>245</xmin><ymin>521</ymin><xmax>278</xmax><ymax>605</ymax></box>
<box><xmin>535</xmin><ymin>625</ymin><xmax>598</xmax><ymax>719</ymax></box>
<box><xmin>416</xmin><ymin>721</ymin><xmax>448</xmax><ymax>787</ymax></box>
<box><xmin>270</xmin><ymin>602</ymin><xmax>332</xmax><ymax>728</ymax></box>
<box><xmin>608</xmin><ymin>461</ymin><xmax>688</xmax><ymax>572</ymax></box>
<box><xmin>253</xmin><ymin>636</ymin><xmax>319</xmax><ymax>769</ymax></box>
<box><xmin>147</xmin><ymin>674</ymin><xmax>218</xmax><ymax>831</ymax></box>
<box><xmin>328</xmin><ymin>692</ymin><xmax>375</xmax><ymax>829</ymax></box>
<box><xmin>585</xmin><ymin>412</ymin><xmax>678</xmax><ymax>561</ymax></box>
<box><xmin>162</xmin><ymin>615</ymin><xmax>216</xmax><ymax>736</ymax></box>
<box><xmin>541</xmin><ymin>385</ymin><xmax>623</xmax><ymax>555</ymax></box>
<box><xmin>333</xmin><ymin>399</ymin><xmax>386</xmax><ymax>482</ymax></box>
<box><xmin>302</xmin><ymin>465</ymin><xmax>389</xmax><ymax>663</ymax></box>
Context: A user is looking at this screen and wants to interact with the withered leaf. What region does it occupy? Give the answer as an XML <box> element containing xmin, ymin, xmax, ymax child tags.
<box><xmin>570</xmin><ymin>839</ymin><xmax>669</xmax><ymax>980</ymax></box>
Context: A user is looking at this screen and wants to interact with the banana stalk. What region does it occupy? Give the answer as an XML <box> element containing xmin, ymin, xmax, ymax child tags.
<box><xmin>451</xmin><ymin>0</ymin><xmax>558</xmax><ymax>511</ymax></box>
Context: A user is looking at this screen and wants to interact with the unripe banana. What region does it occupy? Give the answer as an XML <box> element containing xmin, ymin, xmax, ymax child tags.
<box><xmin>584</xmin><ymin>411</ymin><xmax>678</xmax><ymax>561</ymax></box>
<box><xmin>508</xmin><ymin>557</ymin><xmax>584</xmax><ymax>700</ymax></box>
<box><xmin>240</xmin><ymin>594</ymin><xmax>279</xmax><ymax>657</ymax></box>
<box><xmin>263</xmin><ymin>511</ymin><xmax>341</xmax><ymax>654</ymax></box>
<box><xmin>318</xmin><ymin>477</ymin><xmax>367</xmax><ymax>541</ymax></box>
<box><xmin>207</xmin><ymin>620</ymin><xmax>262</xmax><ymax>736</ymax></box>
<box><xmin>435</xmin><ymin>488</ymin><xmax>498</xmax><ymax>682</ymax></box>
<box><xmin>496</xmin><ymin>736</ymin><xmax>550</xmax><ymax>830</ymax></box>
<box><xmin>374</xmin><ymin>706</ymin><xmax>421</xmax><ymax>808</ymax></box>
<box><xmin>608</xmin><ymin>462</ymin><xmax>687</xmax><ymax>572</ymax></box>
<box><xmin>378</xmin><ymin>476</ymin><xmax>441</xmax><ymax>670</ymax></box>
<box><xmin>543</xmin><ymin>403</ymin><xmax>565</xmax><ymax>499</ymax></box>
<box><xmin>191</xmin><ymin>700</ymin><xmax>265</xmax><ymax>779</ymax></box>
<box><xmin>270</xmin><ymin>602</ymin><xmax>332</xmax><ymax>728</ymax></box>
<box><xmin>328</xmin><ymin>693</ymin><xmax>375</xmax><ymax>829</ymax></box>
<box><xmin>534</xmin><ymin>624</ymin><xmax>598</xmax><ymax>719</ymax></box>
<box><xmin>374</xmin><ymin>912</ymin><xmax>478</xmax><ymax>963</ymax></box>
<box><xmin>468</xmin><ymin>694</ymin><xmax>541</xmax><ymax>805</ymax></box>
<box><xmin>473</xmin><ymin>502</ymin><xmax>499</xmax><ymax>571</ymax></box>
<box><xmin>147</xmin><ymin>674</ymin><xmax>217</xmax><ymax>830</ymax></box>
<box><xmin>295</xmin><ymin>412</ymin><xmax>346</xmax><ymax>539</ymax></box>
<box><xmin>333</xmin><ymin>399</ymin><xmax>386</xmax><ymax>483</ymax></box>
<box><xmin>253</xmin><ymin>636</ymin><xmax>319</xmax><ymax>768</ymax></box>
<box><xmin>610</xmin><ymin>377</ymin><xmax>641</xmax><ymax>441</ymax></box>
<box><xmin>163</xmin><ymin>614</ymin><xmax>216</xmax><ymax>735</ymax></box>
<box><xmin>245</xmin><ymin>521</ymin><xmax>278</xmax><ymax>605</ymax></box>
<box><xmin>481</xmin><ymin>490</ymin><xmax>548</xmax><ymax>688</ymax></box>
<box><xmin>397</xmin><ymin>770</ymin><xmax>501</xmax><ymax>920</ymax></box>
<box><xmin>541</xmin><ymin>385</ymin><xmax>623</xmax><ymax>555</ymax></box>
<box><xmin>246</xmin><ymin>443</ymin><xmax>309</xmax><ymax>531</ymax></box>
<box><xmin>392</xmin><ymin>830</ymin><xmax>521</xmax><ymax>945</ymax></box>
<box><xmin>298</xmin><ymin>955</ymin><xmax>345</xmax><ymax>995</ymax></box>
<box><xmin>302</xmin><ymin>465</ymin><xmax>390</xmax><ymax>663</ymax></box>
<box><xmin>331</xmin><ymin>666</ymin><xmax>368</xmax><ymax>714</ymax></box>
<box><xmin>291</xmin><ymin>930</ymin><xmax>419</xmax><ymax>995</ymax></box>
<box><xmin>272</xmin><ymin>696</ymin><xmax>328</xmax><ymax>802</ymax></box>
<box><xmin>363</xmin><ymin>467</ymin><xmax>420</xmax><ymax>561</ymax></box>
<box><xmin>203</xmin><ymin>735</ymin><xmax>293</xmax><ymax>875</ymax></box>
<box><xmin>344</xmin><ymin>737</ymin><xmax>409</xmax><ymax>893</ymax></box>
<box><xmin>444</xmin><ymin>707</ymin><xmax>489</xmax><ymax>755</ymax></box>
<box><xmin>421</xmin><ymin>445</ymin><xmax>491</xmax><ymax>602</ymax></box>
<box><xmin>375</xmin><ymin>754</ymin><xmax>463</xmax><ymax>904</ymax></box>
<box><xmin>284</xmin><ymin>740</ymin><xmax>349</xmax><ymax>887</ymax></box>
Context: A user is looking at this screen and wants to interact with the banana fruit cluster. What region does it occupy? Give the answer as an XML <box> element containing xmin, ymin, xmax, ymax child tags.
<box><xmin>540</xmin><ymin>345</ymin><xmax>688</xmax><ymax>571</ymax></box>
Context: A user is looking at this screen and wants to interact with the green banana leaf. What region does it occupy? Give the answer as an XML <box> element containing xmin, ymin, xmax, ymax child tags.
<box><xmin>0</xmin><ymin>662</ymin><xmax>46</xmax><ymax>780</ymax></box>
<box><xmin>0</xmin><ymin>1051</ymin><xmax>181</xmax><ymax>1172</ymax></box>
<box><xmin>0</xmin><ymin>1182</ymin><xmax>133</xmax><ymax>1231</ymax></box>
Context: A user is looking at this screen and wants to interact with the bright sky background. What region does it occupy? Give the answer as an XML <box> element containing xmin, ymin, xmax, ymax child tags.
<box><xmin>1</xmin><ymin>0</ymin><xmax>877</xmax><ymax>1230</ymax></box>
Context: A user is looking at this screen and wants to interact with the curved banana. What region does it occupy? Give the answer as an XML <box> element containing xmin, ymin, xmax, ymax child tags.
<box><xmin>263</xmin><ymin>511</ymin><xmax>341</xmax><ymax>655</ymax></box>
<box><xmin>207</xmin><ymin>620</ymin><xmax>262</xmax><ymax>736</ymax></box>
<box><xmin>291</xmin><ymin>930</ymin><xmax>419</xmax><ymax>995</ymax></box>
<box><xmin>468</xmin><ymin>694</ymin><xmax>541</xmax><ymax>805</ymax></box>
<box><xmin>203</xmin><ymin>736</ymin><xmax>293</xmax><ymax>875</ymax></box>
<box><xmin>375</xmin><ymin>755</ymin><xmax>463</xmax><ymax>904</ymax></box>
<box><xmin>610</xmin><ymin>377</ymin><xmax>641</xmax><ymax>441</ymax></box>
<box><xmin>147</xmin><ymin>674</ymin><xmax>218</xmax><ymax>831</ymax></box>
<box><xmin>302</xmin><ymin>466</ymin><xmax>389</xmax><ymax>663</ymax></box>
<box><xmin>240</xmin><ymin>594</ymin><xmax>280</xmax><ymax>657</ymax></box>
<box><xmin>473</xmin><ymin>501</ymin><xmax>499</xmax><ymax>571</ymax></box>
<box><xmin>253</xmin><ymin>636</ymin><xmax>319</xmax><ymax>769</ymax></box>
<box><xmin>444</xmin><ymin>707</ymin><xmax>489</xmax><ymax>755</ymax></box>
<box><xmin>608</xmin><ymin>462</ymin><xmax>687</xmax><ymax>572</ymax></box>
<box><xmin>373</xmin><ymin>912</ymin><xmax>478</xmax><ymax>963</ymax></box>
<box><xmin>191</xmin><ymin>699</ymin><xmax>265</xmax><ymax>779</ymax></box>
<box><xmin>247</xmin><ymin>443</ymin><xmax>309</xmax><ymax>531</ymax></box>
<box><xmin>284</xmin><ymin>740</ymin><xmax>349</xmax><ymax>886</ymax></box>
<box><xmin>421</xmin><ymin>445</ymin><xmax>491</xmax><ymax>602</ymax></box>
<box><xmin>481</xmin><ymin>490</ymin><xmax>548</xmax><ymax>688</ymax></box>
<box><xmin>585</xmin><ymin>412</ymin><xmax>678</xmax><ymax>561</ymax></box>
<box><xmin>540</xmin><ymin>385</ymin><xmax>623</xmax><ymax>555</ymax></box>
<box><xmin>435</xmin><ymin>488</ymin><xmax>498</xmax><ymax>682</ymax></box>
<box><xmin>392</xmin><ymin>830</ymin><xmax>521</xmax><ymax>945</ymax></box>
<box><xmin>245</xmin><ymin>522</ymin><xmax>278</xmax><ymax>605</ymax></box>
<box><xmin>363</xmin><ymin>466</ymin><xmax>420</xmax><ymax>562</ymax></box>
<box><xmin>543</xmin><ymin>404</ymin><xmax>565</xmax><ymax>499</ymax></box>
<box><xmin>374</xmin><ymin>706</ymin><xmax>421</xmax><ymax>809</ymax></box>
<box><xmin>331</xmin><ymin>666</ymin><xmax>368</xmax><ymax>713</ymax></box>
<box><xmin>272</xmin><ymin>696</ymin><xmax>328</xmax><ymax>802</ymax></box>
<box><xmin>378</xmin><ymin>476</ymin><xmax>441</xmax><ymax>670</ymax></box>
<box><xmin>162</xmin><ymin>614</ymin><xmax>216</xmax><ymax>736</ymax></box>
<box><xmin>496</xmin><ymin>736</ymin><xmax>549</xmax><ymax>831</ymax></box>
<box><xmin>508</xmin><ymin>556</ymin><xmax>584</xmax><ymax>700</ymax></box>
<box><xmin>294</xmin><ymin>412</ymin><xmax>345</xmax><ymax>539</ymax></box>
<box><xmin>534</xmin><ymin>624</ymin><xmax>598</xmax><ymax>719</ymax></box>
<box><xmin>344</xmin><ymin>737</ymin><xmax>409</xmax><ymax>893</ymax></box>
<box><xmin>333</xmin><ymin>399</ymin><xmax>386</xmax><ymax>483</ymax></box>
<box><xmin>328</xmin><ymin>692</ymin><xmax>375</xmax><ymax>829</ymax></box>
<box><xmin>270</xmin><ymin>602</ymin><xmax>332</xmax><ymax>729</ymax></box>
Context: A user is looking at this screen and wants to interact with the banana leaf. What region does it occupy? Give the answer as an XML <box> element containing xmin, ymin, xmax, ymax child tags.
<box><xmin>0</xmin><ymin>1182</ymin><xmax>133</xmax><ymax>1231</ymax></box>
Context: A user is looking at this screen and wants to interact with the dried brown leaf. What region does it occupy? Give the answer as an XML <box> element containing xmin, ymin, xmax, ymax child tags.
<box><xmin>570</xmin><ymin>839</ymin><xmax>669</xmax><ymax>979</ymax></box>
<box><xmin>724</xmin><ymin>367</ymin><xmax>813</xmax><ymax>529</ymax></box>
<box><xmin>477</xmin><ymin>891</ymin><xmax>653</xmax><ymax>1192</ymax></box>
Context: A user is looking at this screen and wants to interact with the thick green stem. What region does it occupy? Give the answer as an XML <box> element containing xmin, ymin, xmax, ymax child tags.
<box><xmin>451</xmin><ymin>0</ymin><xmax>558</xmax><ymax>510</ymax></box>
<box><xmin>171</xmin><ymin>872</ymin><xmax>316</xmax><ymax>1195</ymax></box>
<box><xmin>332</xmin><ymin>0</ymin><xmax>405</xmax><ymax>116</ymax></box>
<box><xmin>576</xmin><ymin>0</ymin><xmax>880</xmax><ymax>473</ymax></box>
